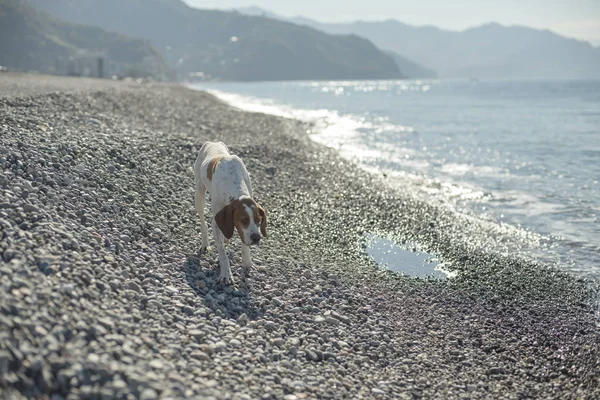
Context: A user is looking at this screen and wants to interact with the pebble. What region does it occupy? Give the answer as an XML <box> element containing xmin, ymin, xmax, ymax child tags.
<box><xmin>488</xmin><ymin>367</ymin><xmax>507</xmax><ymax>375</ymax></box>
<box><xmin>214</xmin><ymin>341</ymin><xmax>227</xmax><ymax>352</ymax></box>
<box><xmin>22</xmin><ymin>204</ymin><xmax>38</xmax><ymax>213</ymax></box>
<box><xmin>188</xmin><ymin>330</ymin><xmax>205</xmax><ymax>343</ymax></box>
<box><xmin>165</xmin><ymin>286</ymin><xmax>178</xmax><ymax>295</ymax></box>
<box><xmin>128</xmin><ymin>282</ymin><xmax>142</xmax><ymax>293</ymax></box>
<box><xmin>33</xmin><ymin>325</ymin><xmax>48</xmax><ymax>337</ymax></box>
<box><xmin>149</xmin><ymin>360</ymin><xmax>163</xmax><ymax>369</ymax></box>
<box><xmin>140</xmin><ymin>388</ymin><xmax>158</xmax><ymax>400</ymax></box>
<box><xmin>237</xmin><ymin>313</ymin><xmax>249</xmax><ymax>326</ymax></box>
<box><xmin>191</xmin><ymin>351</ymin><xmax>211</xmax><ymax>361</ymax></box>
<box><xmin>87</xmin><ymin>353</ymin><xmax>100</xmax><ymax>363</ymax></box>
<box><xmin>306</xmin><ymin>350</ymin><xmax>321</xmax><ymax>362</ymax></box>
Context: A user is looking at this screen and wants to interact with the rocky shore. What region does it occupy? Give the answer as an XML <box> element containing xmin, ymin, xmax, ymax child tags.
<box><xmin>0</xmin><ymin>74</ymin><xmax>598</xmax><ymax>399</ymax></box>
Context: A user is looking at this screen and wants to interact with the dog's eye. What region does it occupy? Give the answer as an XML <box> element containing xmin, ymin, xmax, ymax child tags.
<box><xmin>242</xmin><ymin>218</ymin><xmax>249</xmax><ymax>224</ymax></box>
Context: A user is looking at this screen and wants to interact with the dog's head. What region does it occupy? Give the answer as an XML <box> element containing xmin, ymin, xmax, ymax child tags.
<box><xmin>215</xmin><ymin>197</ymin><xmax>267</xmax><ymax>246</ymax></box>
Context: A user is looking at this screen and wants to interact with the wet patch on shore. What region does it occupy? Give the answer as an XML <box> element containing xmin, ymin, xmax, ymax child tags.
<box><xmin>364</xmin><ymin>234</ymin><xmax>455</xmax><ymax>279</ymax></box>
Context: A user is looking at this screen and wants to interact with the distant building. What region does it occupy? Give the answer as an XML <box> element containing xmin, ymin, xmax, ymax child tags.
<box><xmin>187</xmin><ymin>71</ymin><xmax>214</xmax><ymax>82</ymax></box>
<box><xmin>65</xmin><ymin>49</ymin><xmax>108</xmax><ymax>78</ymax></box>
<box><xmin>54</xmin><ymin>49</ymin><xmax>170</xmax><ymax>81</ymax></box>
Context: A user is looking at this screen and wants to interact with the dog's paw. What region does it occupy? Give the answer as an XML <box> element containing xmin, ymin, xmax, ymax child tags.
<box><xmin>218</xmin><ymin>273</ymin><xmax>234</xmax><ymax>286</ymax></box>
<box><xmin>241</xmin><ymin>263</ymin><xmax>254</xmax><ymax>275</ymax></box>
<box><xmin>199</xmin><ymin>246</ymin><xmax>209</xmax><ymax>255</ymax></box>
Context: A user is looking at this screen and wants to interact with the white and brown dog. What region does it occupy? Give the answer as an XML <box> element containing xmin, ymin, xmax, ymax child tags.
<box><xmin>194</xmin><ymin>141</ymin><xmax>267</xmax><ymax>284</ymax></box>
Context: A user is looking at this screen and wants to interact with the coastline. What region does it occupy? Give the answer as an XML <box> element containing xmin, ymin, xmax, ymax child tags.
<box><xmin>0</xmin><ymin>74</ymin><xmax>598</xmax><ymax>399</ymax></box>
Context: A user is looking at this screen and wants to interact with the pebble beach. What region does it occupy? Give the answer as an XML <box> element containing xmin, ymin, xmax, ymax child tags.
<box><xmin>0</xmin><ymin>74</ymin><xmax>598</xmax><ymax>399</ymax></box>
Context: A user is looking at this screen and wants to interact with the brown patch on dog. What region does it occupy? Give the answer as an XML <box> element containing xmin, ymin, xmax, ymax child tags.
<box><xmin>206</xmin><ymin>156</ymin><xmax>224</xmax><ymax>181</ymax></box>
<box><xmin>258</xmin><ymin>204</ymin><xmax>267</xmax><ymax>237</ymax></box>
<box><xmin>214</xmin><ymin>198</ymin><xmax>268</xmax><ymax>240</ymax></box>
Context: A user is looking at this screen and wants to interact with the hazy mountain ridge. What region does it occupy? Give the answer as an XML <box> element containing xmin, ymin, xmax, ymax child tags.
<box><xmin>295</xmin><ymin>18</ymin><xmax>600</xmax><ymax>79</ymax></box>
<box><xmin>235</xmin><ymin>6</ymin><xmax>437</xmax><ymax>79</ymax></box>
<box><xmin>237</xmin><ymin>6</ymin><xmax>600</xmax><ymax>79</ymax></box>
<box><xmin>0</xmin><ymin>0</ymin><xmax>172</xmax><ymax>79</ymax></box>
<box><xmin>28</xmin><ymin>0</ymin><xmax>404</xmax><ymax>81</ymax></box>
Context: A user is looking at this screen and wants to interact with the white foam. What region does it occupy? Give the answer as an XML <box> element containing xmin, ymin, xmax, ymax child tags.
<box><xmin>200</xmin><ymin>88</ymin><xmax>366</xmax><ymax>142</ymax></box>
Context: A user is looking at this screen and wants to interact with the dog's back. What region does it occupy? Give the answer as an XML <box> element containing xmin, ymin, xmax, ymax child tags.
<box><xmin>194</xmin><ymin>141</ymin><xmax>229</xmax><ymax>190</ymax></box>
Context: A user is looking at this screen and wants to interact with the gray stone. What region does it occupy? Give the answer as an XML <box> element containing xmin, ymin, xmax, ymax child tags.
<box><xmin>237</xmin><ymin>313</ymin><xmax>249</xmax><ymax>326</ymax></box>
<box><xmin>128</xmin><ymin>281</ymin><xmax>142</xmax><ymax>293</ymax></box>
<box><xmin>488</xmin><ymin>367</ymin><xmax>507</xmax><ymax>375</ymax></box>
<box><xmin>306</xmin><ymin>350</ymin><xmax>320</xmax><ymax>362</ymax></box>
<box><xmin>214</xmin><ymin>341</ymin><xmax>227</xmax><ymax>352</ymax></box>
<box><xmin>140</xmin><ymin>388</ymin><xmax>158</xmax><ymax>400</ymax></box>
<box><xmin>191</xmin><ymin>351</ymin><xmax>211</xmax><ymax>361</ymax></box>
<box><xmin>149</xmin><ymin>359</ymin><xmax>163</xmax><ymax>369</ymax></box>
<box><xmin>22</xmin><ymin>204</ymin><xmax>38</xmax><ymax>213</ymax></box>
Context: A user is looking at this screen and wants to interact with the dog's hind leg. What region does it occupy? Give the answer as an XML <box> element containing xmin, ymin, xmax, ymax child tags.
<box><xmin>195</xmin><ymin>185</ymin><xmax>209</xmax><ymax>252</ymax></box>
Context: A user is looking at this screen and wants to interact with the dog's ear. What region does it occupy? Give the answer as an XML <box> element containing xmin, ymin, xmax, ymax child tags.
<box><xmin>215</xmin><ymin>204</ymin><xmax>235</xmax><ymax>239</ymax></box>
<box><xmin>258</xmin><ymin>205</ymin><xmax>267</xmax><ymax>237</ymax></box>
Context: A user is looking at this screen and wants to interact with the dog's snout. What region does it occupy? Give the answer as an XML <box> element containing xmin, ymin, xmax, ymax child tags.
<box><xmin>250</xmin><ymin>233</ymin><xmax>261</xmax><ymax>244</ymax></box>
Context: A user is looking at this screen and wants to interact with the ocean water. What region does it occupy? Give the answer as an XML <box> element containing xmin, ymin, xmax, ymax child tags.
<box><xmin>191</xmin><ymin>80</ymin><xmax>600</xmax><ymax>279</ymax></box>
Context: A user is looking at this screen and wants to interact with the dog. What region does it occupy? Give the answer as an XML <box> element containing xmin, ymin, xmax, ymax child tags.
<box><xmin>193</xmin><ymin>141</ymin><xmax>267</xmax><ymax>285</ymax></box>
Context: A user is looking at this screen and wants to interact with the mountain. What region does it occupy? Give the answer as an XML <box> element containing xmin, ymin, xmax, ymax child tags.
<box><xmin>385</xmin><ymin>51</ymin><xmax>437</xmax><ymax>79</ymax></box>
<box><xmin>0</xmin><ymin>0</ymin><xmax>172</xmax><ymax>80</ymax></box>
<box><xmin>231</xmin><ymin>6</ymin><xmax>437</xmax><ymax>79</ymax></box>
<box><xmin>285</xmin><ymin>17</ymin><xmax>600</xmax><ymax>79</ymax></box>
<box><xmin>28</xmin><ymin>0</ymin><xmax>404</xmax><ymax>81</ymax></box>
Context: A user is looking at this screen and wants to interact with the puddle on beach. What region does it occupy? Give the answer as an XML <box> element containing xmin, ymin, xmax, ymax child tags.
<box><xmin>364</xmin><ymin>234</ymin><xmax>455</xmax><ymax>279</ymax></box>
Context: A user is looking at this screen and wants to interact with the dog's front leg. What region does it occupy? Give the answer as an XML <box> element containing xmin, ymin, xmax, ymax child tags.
<box><xmin>241</xmin><ymin>245</ymin><xmax>252</xmax><ymax>269</ymax></box>
<box><xmin>211</xmin><ymin>218</ymin><xmax>233</xmax><ymax>285</ymax></box>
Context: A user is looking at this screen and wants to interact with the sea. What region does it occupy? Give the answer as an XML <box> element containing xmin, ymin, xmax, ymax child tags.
<box><xmin>191</xmin><ymin>79</ymin><xmax>600</xmax><ymax>280</ymax></box>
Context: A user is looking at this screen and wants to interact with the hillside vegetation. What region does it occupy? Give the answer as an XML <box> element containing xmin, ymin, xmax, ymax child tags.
<box><xmin>0</xmin><ymin>0</ymin><xmax>172</xmax><ymax>79</ymax></box>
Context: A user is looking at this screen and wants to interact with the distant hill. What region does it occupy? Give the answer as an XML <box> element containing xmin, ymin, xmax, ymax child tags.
<box><xmin>28</xmin><ymin>0</ymin><xmax>404</xmax><ymax>81</ymax></box>
<box><xmin>285</xmin><ymin>16</ymin><xmax>600</xmax><ymax>79</ymax></box>
<box><xmin>385</xmin><ymin>51</ymin><xmax>437</xmax><ymax>79</ymax></box>
<box><xmin>0</xmin><ymin>0</ymin><xmax>172</xmax><ymax>80</ymax></box>
<box><xmin>234</xmin><ymin>6</ymin><xmax>437</xmax><ymax>79</ymax></box>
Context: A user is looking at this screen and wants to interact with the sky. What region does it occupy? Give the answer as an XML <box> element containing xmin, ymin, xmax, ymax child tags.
<box><xmin>184</xmin><ymin>0</ymin><xmax>600</xmax><ymax>45</ymax></box>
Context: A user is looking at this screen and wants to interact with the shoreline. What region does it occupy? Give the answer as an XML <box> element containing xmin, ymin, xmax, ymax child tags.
<box><xmin>0</xmin><ymin>74</ymin><xmax>598</xmax><ymax>399</ymax></box>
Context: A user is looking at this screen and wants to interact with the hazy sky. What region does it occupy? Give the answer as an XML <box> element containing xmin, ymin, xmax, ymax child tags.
<box><xmin>184</xmin><ymin>0</ymin><xmax>600</xmax><ymax>45</ymax></box>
